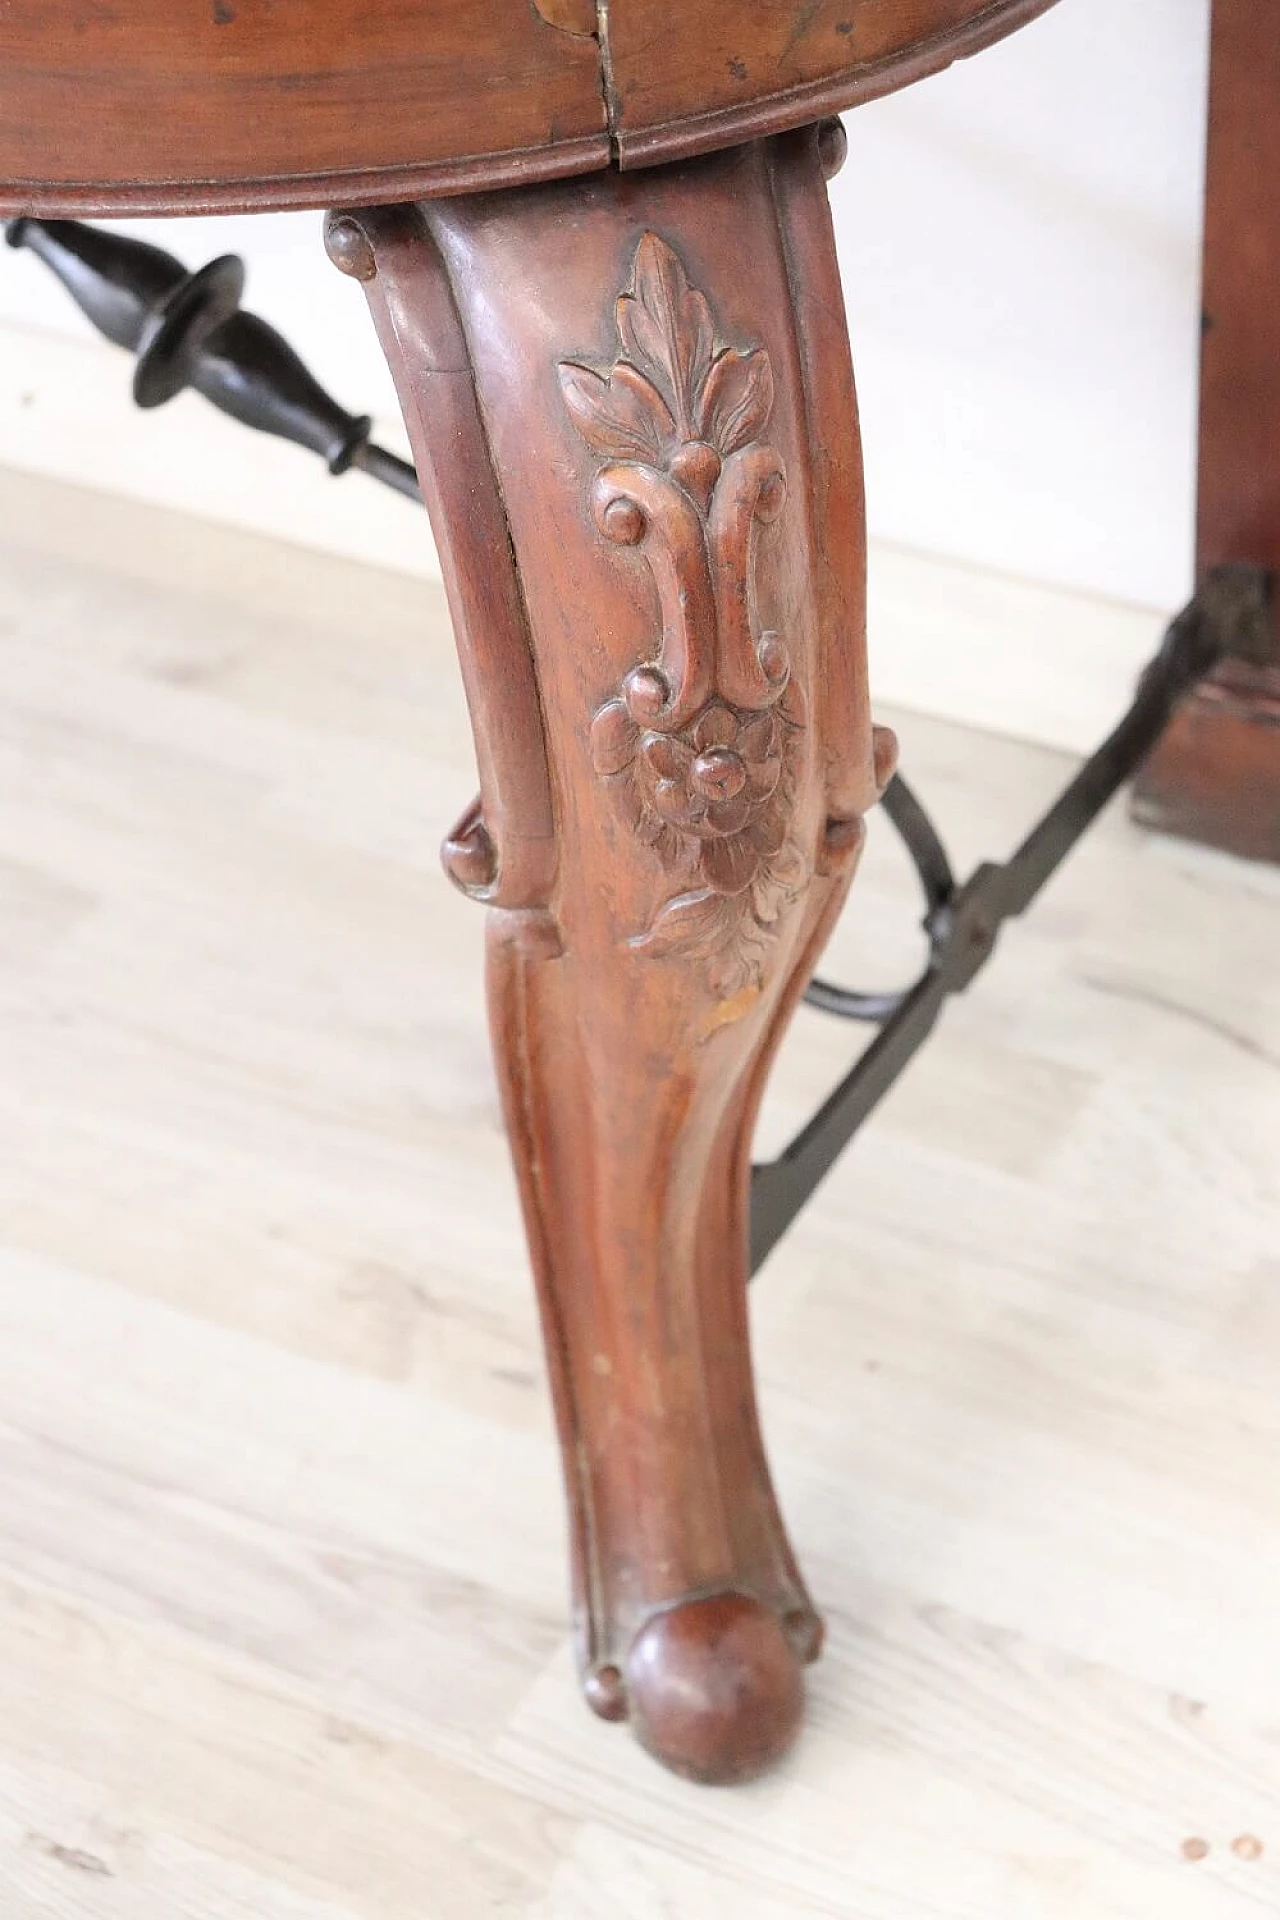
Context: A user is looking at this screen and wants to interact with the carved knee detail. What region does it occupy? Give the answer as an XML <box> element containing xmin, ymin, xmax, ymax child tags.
<box><xmin>339</xmin><ymin>129</ymin><xmax>881</xmax><ymax>1784</ymax></box>
<box><xmin>562</xmin><ymin>231</ymin><xmax>811</xmax><ymax>998</ymax></box>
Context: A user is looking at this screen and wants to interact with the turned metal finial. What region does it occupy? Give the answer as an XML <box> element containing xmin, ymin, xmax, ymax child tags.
<box><xmin>4</xmin><ymin>216</ymin><xmax>419</xmax><ymax>500</ymax></box>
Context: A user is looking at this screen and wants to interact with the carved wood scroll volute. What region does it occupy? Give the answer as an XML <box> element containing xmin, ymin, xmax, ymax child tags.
<box><xmin>558</xmin><ymin>233</ymin><xmax>808</xmax><ymax>998</ymax></box>
<box><xmin>343</xmin><ymin>135</ymin><xmax>882</xmax><ymax>1787</ymax></box>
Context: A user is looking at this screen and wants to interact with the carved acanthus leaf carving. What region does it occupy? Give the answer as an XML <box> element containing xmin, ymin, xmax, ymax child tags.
<box><xmin>559</xmin><ymin>233</ymin><xmax>808</xmax><ymax>998</ymax></box>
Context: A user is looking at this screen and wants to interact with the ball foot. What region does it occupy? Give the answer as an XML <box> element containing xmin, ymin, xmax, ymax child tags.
<box><xmin>619</xmin><ymin>1593</ymin><xmax>807</xmax><ymax>1785</ymax></box>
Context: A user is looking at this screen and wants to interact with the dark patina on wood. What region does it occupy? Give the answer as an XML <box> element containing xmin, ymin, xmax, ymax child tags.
<box><xmin>1133</xmin><ymin>0</ymin><xmax>1280</xmax><ymax>861</ymax></box>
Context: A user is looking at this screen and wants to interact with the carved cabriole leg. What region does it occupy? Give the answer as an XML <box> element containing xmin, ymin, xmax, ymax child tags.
<box><xmin>327</xmin><ymin>128</ymin><xmax>892</xmax><ymax>1785</ymax></box>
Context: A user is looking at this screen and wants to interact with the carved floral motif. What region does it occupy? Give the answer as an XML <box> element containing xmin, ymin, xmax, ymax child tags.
<box><xmin>559</xmin><ymin>233</ymin><xmax>808</xmax><ymax>997</ymax></box>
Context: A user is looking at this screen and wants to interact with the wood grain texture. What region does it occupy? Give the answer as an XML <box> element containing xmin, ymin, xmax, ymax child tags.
<box><xmin>0</xmin><ymin>0</ymin><xmax>1059</xmax><ymax>217</ymax></box>
<box><xmin>0</xmin><ymin>0</ymin><xmax>609</xmax><ymax>218</ymax></box>
<box><xmin>1132</xmin><ymin>0</ymin><xmax>1280</xmax><ymax>862</ymax></box>
<box><xmin>0</xmin><ymin>467</ymin><xmax>1278</xmax><ymax>1909</ymax></box>
<box><xmin>336</xmin><ymin>132</ymin><xmax>892</xmax><ymax>1783</ymax></box>
<box><xmin>603</xmin><ymin>0</ymin><xmax>1061</xmax><ymax>170</ymax></box>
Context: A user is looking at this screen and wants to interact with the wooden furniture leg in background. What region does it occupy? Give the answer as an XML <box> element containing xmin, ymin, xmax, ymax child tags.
<box><xmin>1132</xmin><ymin>0</ymin><xmax>1280</xmax><ymax>862</ymax></box>
<box><xmin>327</xmin><ymin>128</ymin><xmax>893</xmax><ymax>1784</ymax></box>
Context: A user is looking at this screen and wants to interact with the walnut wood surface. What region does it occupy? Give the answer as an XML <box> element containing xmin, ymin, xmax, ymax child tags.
<box><xmin>604</xmin><ymin>0</ymin><xmax>1060</xmax><ymax>170</ymax></box>
<box><xmin>0</xmin><ymin>1</ymin><xmax>607</xmax><ymax>219</ymax></box>
<box><xmin>1132</xmin><ymin>0</ymin><xmax>1280</xmax><ymax>862</ymax></box>
<box><xmin>1132</xmin><ymin>664</ymin><xmax>1280</xmax><ymax>864</ymax></box>
<box><xmin>332</xmin><ymin>130</ymin><xmax>894</xmax><ymax>1781</ymax></box>
<box><xmin>0</xmin><ymin>0</ymin><xmax>1057</xmax><ymax>217</ymax></box>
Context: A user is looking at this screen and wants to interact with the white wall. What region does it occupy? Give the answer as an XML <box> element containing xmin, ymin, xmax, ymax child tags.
<box><xmin>0</xmin><ymin>0</ymin><xmax>1212</xmax><ymax>727</ymax></box>
<box><xmin>841</xmin><ymin>0</ymin><xmax>1211</xmax><ymax>611</ymax></box>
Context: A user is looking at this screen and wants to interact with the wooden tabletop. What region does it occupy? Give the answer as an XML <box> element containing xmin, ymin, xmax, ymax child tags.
<box><xmin>0</xmin><ymin>0</ymin><xmax>1058</xmax><ymax>218</ymax></box>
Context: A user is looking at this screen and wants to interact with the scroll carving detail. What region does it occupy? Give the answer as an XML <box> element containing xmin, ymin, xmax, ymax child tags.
<box><xmin>559</xmin><ymin>233</ymin><xmax>808</xmax><ymax>997</ymax></box>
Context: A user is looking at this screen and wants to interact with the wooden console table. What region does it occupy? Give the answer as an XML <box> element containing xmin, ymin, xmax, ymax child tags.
<box><xmin>1</xmin><ymin>0</ymin><xmax>1275</xmax><ymax>1785</ymax></box>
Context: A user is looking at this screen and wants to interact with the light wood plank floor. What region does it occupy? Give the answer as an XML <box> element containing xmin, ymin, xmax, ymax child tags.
<box><xmin>0</xmin><ymin>467</ymin><xmax>1277</xmax><ymax>1919</ymax></box>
